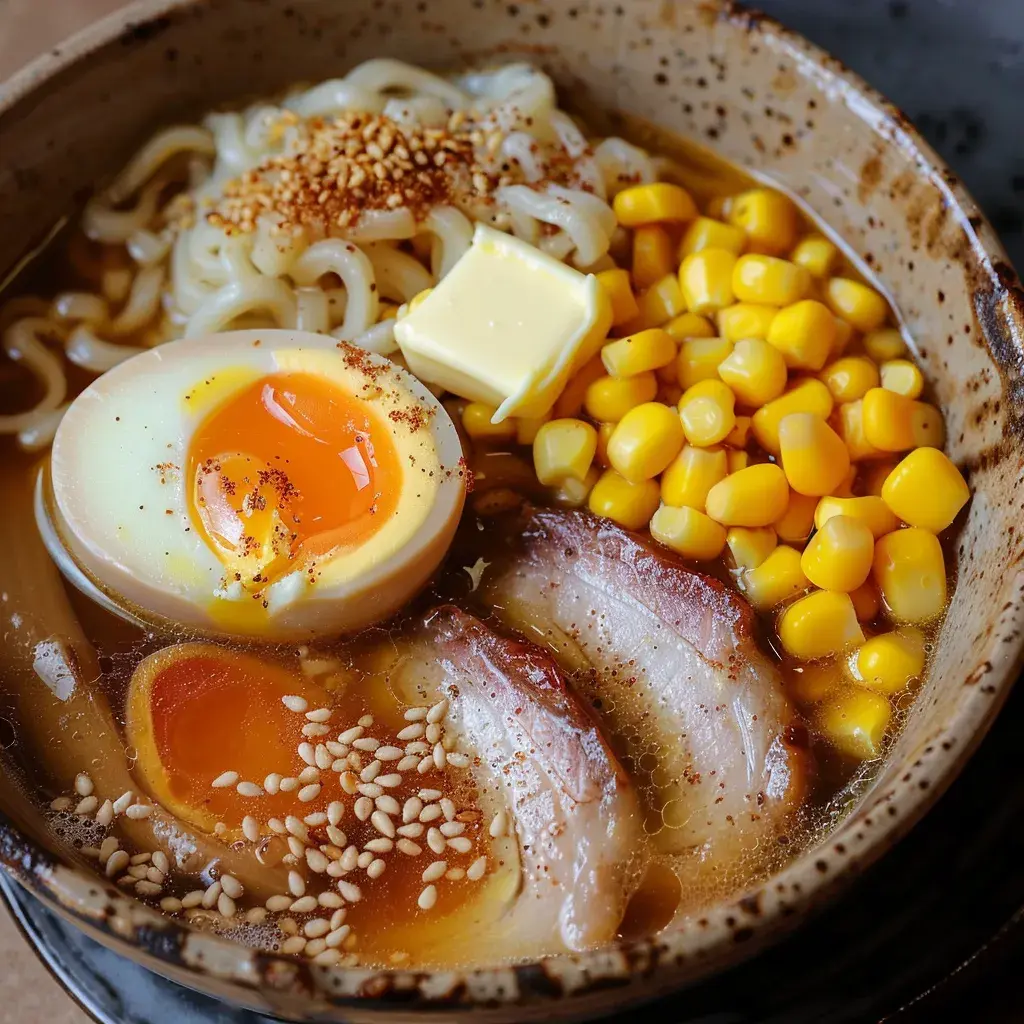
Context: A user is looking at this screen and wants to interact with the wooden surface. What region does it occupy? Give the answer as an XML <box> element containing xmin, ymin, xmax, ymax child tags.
<box><xmin>0</xmin><ymin>7</ymin><xmax>127</xmax><ymax>1020</ymax></box>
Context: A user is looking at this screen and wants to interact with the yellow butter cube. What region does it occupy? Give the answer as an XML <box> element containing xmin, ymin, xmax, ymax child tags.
<box><xmin>726</xmin><ymin>526</ymin><xmax>778</xmax><ymax>571</ymax></box>
<box><xmin>717</xmin><ymin>302</ymin><xmax>779</xmax><ymax>341</ymax></box>
<box><xmin>873</xmin><ymin>527</ymin><xmax>947</xmax><ymax>622</ymax></box>
<box><xmin>766</xmin><ymin>299</ymin><xmax>837</xmax><ymax>370</ymax></box>
<box><xmin>395</xmin><ymin>223</ymin><xmax>612</xmax><ymax>421</ymax></box>
<box><xmin>732</xmin><ymin>254</ymin><xmax>811</xmax><ymax>307</ymax></box>
<box><xmin>632</xmin><ymin>225</ymin><xmax>675</xmax><ymax>290</ymax></box>
<box><xmin>660</xmin><ymin>444</ymin><xmax>728</xmax><ymax>510</ymax></box>
<box><xmin>596</xmin><ymin>268</ymin><xmax>640</xmax><ymax>327</ymax></box>
<box><xmin>742</xmin><ymin>545</ymin><xmax>808</xmax><ymax>609</ymax></box>
<box><xmin>717</xmin><ymin>338</ymin><xmax>788</xmax><ymax>408</ymax></box>
<box><xmin>706</xmin><ymin>463</ymin><xmax>789</xmax><ymax>527</ymax></box>
<box><xmin>778</xmin><ymin>590</ymin><xmax>865</xmax><ymax>660</ymax></box>
<box><xmin>533</xmin><ymin>418</ymin><xmax>598</xmax><ymax>485</ymax></box>
<box><xmin>825</xmin><ymin>277</ymin><xmax>888</xmax><ymax>333</ymax></box>
<box><xmin>676</xmin><ymin>336</ymin><xmax>734</xmax><ymax>390</ymax></box>
<box><xmin>679</xmin><ymin>249</ymin><xmax>738</xmax><ymax>314</ymax></box>
<box><xmin>679</xmin><ymin>216</ymin><xmax>746</xmax><ymax>257</ymax></box>
<box><xmin>678</xmin><ymin>379</ymin><xmax>736</xmax><ymax>446</ymax></box>
<box><xmin>820</xmin><ymin>356</ymin><xmax>879</xmax><ymax>403</ymax></box>
<box><xmin>790</xmin><ymin>233</ymin><xmax>839</xmax><ymax>278</ymax></box>
<box><xmin>818</xmin><ymin>686</ymin><xmax>891</xmax><ymax>759</ymax></box>
<box><xmin>814</xmin><ymin>495</ymin><xmax>899</xmax><ymax>539</ymax></box>
<box><xmin>728</xmin><ymin>188</ymin><xmax>798</xmax><ymax>255</ymax></box>
<box><xmin>800</xmin><ymin>515</ymin><xmax>874</xmax><ymax>592</ymax></box>
<box><xmin>602</xmin><ymin>329</ymin><xmax>677</xmax><ymax>378</ymax></box>
<box><xmin>778</xmin><ymin>412</ymin><xmax>851</xmax><ymax>496</ymax></box>
<box><xmin>588</xmin><ymin>469</ymin><xmax>661</xmax><ymax>530</ymax></box>
<box><xmin>584</xmin><ymin>372</ymin><xmax>658</xmax><ymax>423</ymax></box>
<box><xmin>751</xmin><ymin>378</ymin><xmax>834</xmax><ymax>454</ymax></box>
<box><xmin>650</xmin><ymin>505</ymin><xmax>728</xmax><ymax>560</ymax></box>
<box><xmin>607</xmin><ymin>402</ymin><xmax>685</xmax><ymax>482</ymax></box>
<box><xmin>613</xmin><ymin>182</ymin><xmax>697</xmax><ymax>226</ymax></box>
<box><xmin>881</xmin><ymin>447</ymin><xmax>969</xmax><ymax>532</ymax></box>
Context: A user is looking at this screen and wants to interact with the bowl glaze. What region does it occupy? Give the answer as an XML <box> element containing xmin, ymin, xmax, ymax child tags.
<box><xmin>0</xmin><ymin>1</ymin><xmax>1022</xmax><ymax>1020</ymax></box>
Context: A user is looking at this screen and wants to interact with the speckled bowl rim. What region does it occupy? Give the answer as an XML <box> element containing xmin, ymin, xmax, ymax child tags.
<box><xmin>0</xmin><ymin>0</ymin><xmax>1022</xmax><ymax>1016</ymax></box>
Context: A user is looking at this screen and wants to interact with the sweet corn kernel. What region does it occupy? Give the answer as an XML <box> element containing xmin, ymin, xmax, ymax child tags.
<box><xmin>766</xmin><ymin>299</ymin><xmax>837</xmax><ymax>370</ymax></box>
<box><xmin>778</xmin><ymin>412</ymin><xmax>851</xmax><ymax>496</ymax></box>
<box><xmin>831</xmin><ymin>316</ymin><xmax>856</xmax><ymax>355</ymax></box>
<box><xmin>658</xmin><ymin>382</ymin><xmax>683</xmax><ymax>406</ymax></box>
<box><xmin>678</xmin><ymin>379</ymin><xmax>737</xmax><ymax>446</ymax></box>
<box><xmin>873</xmin><ymin>527</ymin><xmax>947</xmax><ymax>623</ymax></box>
<box><xmin>632</xmin><ymin>225</ymin><xmax>675</xmax><ymax>290</ymax></box>
<box><xmin>607</xmin><ymin>402</ymin><xmax>685</xmax><ymax>482</ymax></box>
<box><xmin>462</xmin><ymin>402</ymin><xmax>517</xmax><ymax>440</ymax></box>
<box><xmin>881</xmin><ymin>447</ymin><xmax>969</xmax><ymax>532</ymax></box>
<box><xmin>595</xmin><ymin>420</ymin><xmax>616</xmax><ymax>467</ymax></box>
<box><xmin>727</xmin><ymin>449</ymin><xmax>749</xmax><ymax>473</ymax></box>
<box><xmin>554</xmin><ymin>355</ymin><xmax>605</xmax><ymax>418</ymax></box>
<box><xmin>773</xmin><ymin>490</ymin><xmax>818</xmax><ymax>545</ymax></box>
<box><xmin>532</xmin><ymin>418</ymin><xmax>598</xmax><ymax>485</ymax></box>
<box><xmin>850</xmin><ymin>580</ymin><xmax>881</xmax><ymax>622</ymax></box>
<box><xmin>911</xmin><ymin>402</ymin><xmax>945</xmax><ymax>448</ymax></box>
<box><xmin>790</xmin><ymin>234</ymin><xmax>839</xmax><ymax>278</ymax></box>
<box><xmin>679</xmin><ymin>249</ymin><xmax>737</xmax><ymax>315</ymax></box>
<box><xmin>551</xmin><ymin>466</ymin><xmax>600</xmax><ymax>509</ymax></box>
<box><xmin>742</xmin><ymin>545</ymin><xmax>808</xmax><ymax>609</ymax></box>
<box><xmin>861</xmin><ymin>387</ymin><xmax>916</xmax><ymax>451</ymax></box>
<box><xmin>814</xmin><ymin>495</ymin><xmax>899</xmax><ymax>539</ymax></box>
<box><xmin>727</xmin><ymin>188</ymin><xmax>798</xmax><ymax>255</ymax></box>
<box><xmin>676</xmin><ymin>336</ymin><xmax>734</xmax><ymax>389</ymax></box>
<box><xmin>863</xmin><ymin>327</ymin><xmax>907</xmax><ymax>363</ymax></box>
<box><xmin>751</xmin><ymin>378</ymin><xmax>835</xmax><ymax>454</ymax></box>
<box><xmin>660</xmin><ymin>444</ymin><xmax>728</xmax><ymax>510</ymax></box>
<box><xmin>800</xmin><ymin>515</ymin><xmax>874</xmax><ymax>592</ymax></box>
<box><xmin>584</xmin><ymin>372</ymin><xmax>658</xmax><ymax>422</ymax></box>
<box><xmin>818</xmin><ymin>686</ymin><xmax>891</xmax><ymax>760</ymax></box>
<box><xmin>835</xmin><ymin>465</ymin><xmax>858</xmax><ymax>498</ymax></box>
<box><xmin>613</xmin><ymin>182</ymin><xmax>697</xmax><ymax>227</ymax></box>
<box><xmin>787</xmin><ymin>662</ymin><xmax>838</xmax><ymax>705</ymax></box>
<box><xmin>515</xmin><ymin>411</ymin><xmax>551</xmax><ymax>446</ymax></box>
<box><xmin>716</xmin><ymin>338</ymin><xmax>788</xmax><ymax>409</ymax></box>
<box><xmin>861</xmin><ymin>458</ymin><xmax>899</xmax><ymax>496</ymax></box>
<box><xmin>837</xmin><ymin>399</ymin><xmax>886</xmax><ymax>461</ymax></box>
<box><xmin>880</xmin><ymin>359</ymin><xmax>924</xmax><ymax>399</ymax></box>
<box><xmin>825</xmin><ymin>277</ymin><xmax>888</xmax><ymax>333</ymax></box>
<box><xmin>602</xmin><ymin>328</ymin><xmax>676</xmax><ymax>378</ymax></box>
<box><xmin>596</xmin><ymin>268</ymin><xmax>640</xmax><ymax>327</ymax></box>
<box><xmin>732</xmin><ymin>254</ymin><xmax>810</xmax><ymax>307</ymax></box>
<box><xmin>778</xmin><ymin>591</ymin><xmax>865</xmax><ymax>660</ymax></box>
<box><xmin>656</xmin><ymin>355</ymin><xmax>679</xmax><ymax>385</ymax></box>
<box><xmin>855</xmin><ymin>629</ymin><xmax>926</xmax><ymax>695</ymax></box>
<box><xmin>717</xmin><ymin>302</ymin><xmax>779</xmax><ymax>341</ymax></box>
<box><xmin>679</xmin><ymin>216</ymin><xmax>747</xmax><ymax>257</ymax></box>
<box><xmin>820</xmin><ymin>356</ymin><xmax>879</xmax><ymax>402</ymax></box>
<box><xmin>665</xmin><ymin>312</ymin><xmax>716</xmax><ymax>342</ymax></box>
<box><xmin>725</xmin><ymin>415</ymin><xmax>751</xmax><ymax>447</ymax></box>
<box><xmin>588</xmin><ymin>469</ymin><xmax>661</xmax><ymax>530</ymax></box>
<box><xmin>726</xmin><ymin>526</ymin><xmax>777</xmax><ymax>571</ymax></box>
<box><xmin>632</xmin><ymin>274</ymin><xmax>687</xmax><ymax>329</ymax></box>
<box><xmin>705</xmin><ymin>463</ymin><xmax>789</xmax><ymax>527</ymax></box>
<box><xmin>650</xmin><ymin>505</ymin><xmax>728</xmax><ymax>560</ymax></box>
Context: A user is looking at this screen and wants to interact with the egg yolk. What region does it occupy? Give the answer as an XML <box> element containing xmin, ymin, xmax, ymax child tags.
<box><xmin>128</xmin><ymin>645</ymin><xmax>332</xmax><ymax>831</ymax></box>
<box><xmin>187</xmin><ymin>372</ymin><xmax>401</xmax><ymax>590</ymax></box>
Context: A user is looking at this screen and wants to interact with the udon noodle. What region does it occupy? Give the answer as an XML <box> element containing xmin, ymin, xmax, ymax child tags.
<box><xmin>2</xmin><ymin>59</ymin><xmax>655</xmax><ymax>450</ymax></box>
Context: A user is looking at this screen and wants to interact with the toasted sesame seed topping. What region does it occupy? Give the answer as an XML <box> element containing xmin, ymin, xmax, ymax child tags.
<box><xmin>288</xmin><ymin>871</ymin><xmax>306</xmax><ymax>897</ymax></box>
<box><xmin>337</xmin><ymin>879</ymin><xmax>362</xmax><ymax>902</ymax></box>
<box><xmin>403</xmin><ymin>707</ymin><xmax>428</xmax><ymax>721</ymax></box>
<box><xmin>236</xmin><ymin>781</ymin><xmax>264</xmax><ymax>798</ymax></box>
<box><xmin>422</xmin><ymin>860</ymin><xmax>447</xmax><ymax>883</ymax></box>
<box><xmin>74</xmin><ymin>773</ymin><xmax>94</xmax><ymax>797</ymax></box>
<box><xmin>447</xmin><ymin>836</ymin><xmax>473</xmax><ymax>854</ymax></box>
<box><xmin>282</xmin><ymin>695</ymin><xmax>308</xmax><ymax>713</ymax></box>
<box><xmin>417</xmin><ymin>885</ymin><xmax>438</xmax><ymax>911</ymax></box>
<box><xmin>74</xmin><ymin>795</ymin><xmax>99</xmax><ymax>816</ymax></box>
<box><xmin>266</xmin><ymin>894</ymin><xmax>292</xmax><ymax>912</ymax></box>
<box><xmin>467</xmin><ymin>856</ymin><xmax>487</xmax><ymax>881</ymax></box>
<box><xmin>489</xmin><ymin>809</ymin><xmax>508</xmax><ymax>838</ymax></box>
<box><xmin>125</xmin><ymin>802</ymin><xmax>153</xmax><ymax>820</ymax></box>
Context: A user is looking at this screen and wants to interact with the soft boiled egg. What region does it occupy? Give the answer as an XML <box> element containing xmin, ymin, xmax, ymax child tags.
<box><xmin>46</xmin><ymin>329</ymin><xmax>466</xmax><ymax>640</ymax></box>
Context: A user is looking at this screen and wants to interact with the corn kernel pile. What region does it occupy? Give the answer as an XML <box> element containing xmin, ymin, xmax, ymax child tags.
<box><xmin>457</xmin><ymin>183</ymin><xmax>970</xmax><ymax>764</ymax></box>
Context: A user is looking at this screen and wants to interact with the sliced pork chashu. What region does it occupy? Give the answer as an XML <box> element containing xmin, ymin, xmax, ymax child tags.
<box><xmin>355</xmin><ymin>604</ymin><xmax>645</xmax><ymax>964</ymax></box>
<box><xmin>459</xmin><ymin>507</ymin><xmax>812</xmax><ymax>896</ymax></box>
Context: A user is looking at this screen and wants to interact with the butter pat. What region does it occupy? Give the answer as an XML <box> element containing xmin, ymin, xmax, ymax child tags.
<box><xmin>394</xmin><ymin>224</ymin><xmax>611</xmax><ymax>422</ymax></box>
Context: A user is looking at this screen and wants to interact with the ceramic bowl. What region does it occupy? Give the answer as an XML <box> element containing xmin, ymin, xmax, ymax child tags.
<box><xmin>0</xmin><ymin>1</ymin><xmax>1022</xmax><ymax>1020</ymax></box>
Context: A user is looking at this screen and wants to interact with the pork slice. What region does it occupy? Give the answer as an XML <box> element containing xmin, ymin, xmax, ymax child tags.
<box><xmin>461</xmin><ymin>507</ymin><xmax>811</xmax><ymax>895</ymax></box>
<box><xmin>374</xmin><ymin>605</ymin><xmax>645</xmax><ymax>962</ymax></box>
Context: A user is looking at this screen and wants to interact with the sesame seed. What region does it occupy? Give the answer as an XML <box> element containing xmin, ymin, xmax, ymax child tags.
<box><xmin>440</xmin><ymin>798</ymin><xmax>456</xmax><ymax>821</ymax></box>
<box><xmin>298</xmin><ymin>783</ymin><xmax>321</xmax><ymax>803</ymax></box>
<box><xmin>360</xmin><ymin>760</ymin><xmax>382</xmax><ymax>783</ymax></box>
<box><xmin>427</xmin><ymin>828</ymin><xmax>446</xmax><ymax>855</ymax></box>
<box><xmin>327</xmin><ymin>825</ymin><xmax>347</xmax><ymax>847</ymax></box>
<box><xmin>338</xmin><ymin>726</ymin><xmax>363</xmax><ymax>744</ymax></box>
<box><xmin>357</xmin><ymin>849</ymin><xmax>371</xmax><ymax>869</ymax></box>
<box><xmin>419</xmin><ymin>789</ymin><xmax>442</xmax><ymax>801</ymax></box>
<box><xmin>314</xmin><ymin>948</ymin><xmax>342</xmax><ymax>966</ymax></box>
<box><xmin>297</xmin><ymin>743</ymin><xmax>316</xmax><ymax>766</ymax></box>
<box><xmin>330</xmin><ymin>908</ymin><xmax>347</xmax><ymax>929</ymax></box>
<box><xmin>246</xmin><ymin>907</ymin><xmax>269</xmax><ymax>925</ymax></box>
<box><xmin>286</xmin><ymin>816</ymin><xmax>309</xmax><ymax>839</ymax></box>
<box><xmin>302</xmin><ymin>723</ymin><xmax>330</xmax><ymax>738</ymax></box>
<box><xmin>99</xmin><ymin>837</ymin><xmax>120</xmax><ymax>863</ymax></box>
<box><xmin>221</xmin><ymin>875</ymin><xmax>243</xmax><ymax>899</ymax></box>
<box><xmin>357</xmin><ymin>782</ymin><xmax>384</xmax><ymax>798</ymax></box>
<box><xmin>367</xmin><ymin>858</ymin><xmax>386</xmax><ymax>879</ymax></box>
<box><xmin>358</xmin><ymin>715</ymin><xmax>374</xmax><ymax>728</ymax></box>
<box><xmin>327</xmin><ymin>801</ymin><xmax>345</xmax><ymax>826</ymax></box>
<box><xmin>236</xmin><ymin>781</ymin><xmax>264</xmax><ymax>798</ymax></box>
<box><xmin>304</xmin><ymin>917</ymin><xmax>331</xmax><ymax>938</ymax></box>
<box><xmin>447</xmin><ymin>836</ymin><xmax>473</xmax><ymax>854</ymax></box>
<box><xmin>127</xmin><ymin>802</ymin><xmax>154</xmax><ymax>820</ymax></box>
<box><xmin>405</xmin><ymin>741</ymin><xmax>430</xmax><ymax>755</ymax></box>
<box><xmin>182</xmin><ymin>890</ymin><xmax>206</xmax><ymax>909</ymax></box>
<box><xmin>211</xmin><ymin>771</ymin><xmax>239</xmax><ymax>789</ymax></box>
<box><xmin>440</xmin><ymin>821</ymin><xmax>465</xmax><ymax>837</ymax></box>
<box><xmin>49</xmin><ymin>796</ymin><xmax>72</xmax><ymax>812</ymax></box>
<box><xmin>74</xmin><ymin>796</ymin><xmax>98</xmax><ymax>816</ymax></box>
<box><xmin>376</xmin><ymin>795</ymin><xmax>401</xmax><ymax>816</ymax></box>
<box><xmin>433</xmin><ymin>744</ymin><xmax>446</xmax><ymax>770</ymax></box>
<box><xmin>104</xmin><ymin>850</ymin><xmax>129</xmax><ymax>878</ymax></box>
<box><xmin>364</xmin><ymin>837</ymin><xmax>393</xmax><ymax>854</ymax></box>
<box><xmin>288</xmin><ymin>871</ymin><xmax>306</xmax><ymax>897</ymax></box>
<box><xmin>306</xmin><ymin>708</ymin><xmax>331</xmax><ymax>723</ymax></box>
<box><xmin>404</xmin><ymin>707</ymin><xmax>429</xmax><ymax>721</ymax></box>
<box><xmin>353</xmin><ymin>737</ymin><xmax>380</xmax><ymax>752</ymax></box>
<box><xmin>326</xmin><ymin>741</ymin><xmax>349</xmax><ymax>757</ymax></box>
<box><xmin>340</xmin><ymin>845</ymin><xmax>359</xmax><ymax>871</ymax></box>
<box><xmin>136</xmin><ymin>880</ymin><xmax>163</xmax><ymax>896</ymax></box>
<box><xmin>147</xmin><ymin>867</ymin><xmax>165</xmax><ymax>884</ymax></box>
<box><xmin>447</xmin><ymin>752</ymin><xmax>471</xmax><ymax>768</ymax></box>
<box><xmin>202</xmin><ymin>881</ymin><xmax>222</xmax><ymax>908</ymax></box>
<box><xmin>298</xmin><ymin>766</ymin><xmax>321</xmax><ymax>784</ymax></box>
<box><xmin>288</xmin><ymin>836</ymin><xmax>306</xmax><ymax>858</ymax></box>
<box><xmin>397</xmin><ymin>755</ymin><xmax>421</xmax><ymax>772</ymax></box>
<box><xmin>326</xmin><ymin>924</ymin><xmax>350</xmax><ymax>948</ymax></box>
<box><xmin>127</xmin><ymin>865</ymin><xmax>149</xmax><ymax>880</ymax></box>
<box><xmin>422</xmin><ymin>860</ymin><xmax>447</xmax><ymax>883</ymax></box>
<box><xmin>425</xmin><ymin>722</ymin><xmax>442</xmax><ymax>745</ymax></box>
<box><xmin>426</xmin><ymin>699</ymin><xmax>449</xmax><ymax>724</ymax></box>
<box><xmin>377</xmin><ymin>773</ymin><xmax>402</xmax><ymax>788</ymax></box>
<box><xmin>279</xmin><ymin>917</ymin><xmax>299</xmax><ymax>936</ymax></box>
<box><xmin>74</xmin><ymin>773</ymin><xmax>94</xmax><ymax>797</ymax></box>
<box><xmin>288</xmin><ymin>897</ymin><xmax>317</xmax><ymax>917</ymax></box>
<box><xmin>376</xmin><ymin>745</ymin><xmax>404</xmax><ymax>761</ymax></box>
<box><xmin>282</xmin><ymin>695</ymin><xmax>308</xmax><ymax>713</ymax></box>
<box><xmin>160</xmin><ymin>897</ymin><xmax>183</xmax><ymax>913</ymax></box>
<box><xmin>467</xmin><ymin>856</ymin><xmax>487</xmax><ymax>881</ymax></box>
<box><xmin>418</xmin><ymin>885</ymin><xmax>437</xmax><ymax>910</ymax></box>
<box><xmin>489</xmin><ymin>809</ymin><xmax>508</xmax><ymax>838</ymax></box>
<box><xmin>306</xmin><ymin>848</ymin><xmax>329</xmax><ymax>873</ymax></box>
<box><xmin>419</xmin><ymin>804</ymin><xmax>442</xmax><ymax>823</ymax></box>
<box><xmin>268</xmin><ymin>817</ymin><xmax>286</xmax><ymax>834</ymax></box>
<box><xmin>371</xmin><ymin>810</ymin><xmax>396</xmax><ymax>838</ymax></box>
<box><xmin>398</xmin><ymin>723</ymin><xmax>425</xmax><ymax>741</ymax></box>
<box><xmin>112</xmin><ymin>791</ymin><xmax>134</xmax><ymax>815</ymax></box>
<box><xmin>340</xmin><ymin>772</ymin><xmax>359</xmax><ymax>795</ymax></box>
<box><xmin>280</xmin><ymin>777</ymin><xmax>300</xmax><ymax>792</ymax></box>
<box><xmin>266</xmin><ymin>894</ymin><xmax>292</xmax><ymax>912</ymax></box>
<box><xmin>242</xmin><ymin>816</ymin><xmax>260</xmax><ymax>842</ymax></box>
<box><xmin>218</xmin><ymin>892</ymin><xmax>237</xmax><ymax>918</ymax></box>
<box><xmin>417</xmin><ymin>756</ymin><xmax>434</xmax><ymax>774</ymax></box>
<box><xmin>337</xmin><ymin>879</ymin><xmax>362</xmax><ymax>902</ymax></box>
<box><xmin>318</xmin><ymin>891</ymin><xmax>344</xmax><ymax>908</ymax></box>
<box><xmin>95</xmin><ymin>800</ymin><xmax>114</xmax><ymax>827</ymax></box>
<box><xmin>397</xmin><ymin>822</ymin><xmax>424</xmax><ymax>839</ymax></box>
<box><xmin>314</xmin><ymin>745</ymin><xmax>333</xmax><ymax>769</ymax></box>
<box><xmin>281</xmin><ymin>935</ymin><xmax>307</xmax><ymax>955</ymax></box>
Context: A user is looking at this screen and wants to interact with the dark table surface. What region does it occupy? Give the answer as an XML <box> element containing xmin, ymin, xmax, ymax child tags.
<box><xmin>3</xmin><ymin>1</ymin><xmax>1023</xmax><ymax>1022</ymax></box>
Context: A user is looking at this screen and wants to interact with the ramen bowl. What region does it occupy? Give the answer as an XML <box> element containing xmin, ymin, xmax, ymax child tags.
<box><xmin>0</xmin><ymin>0</ymin><xmax>1022</xmax><ymax>1020</ymax></box>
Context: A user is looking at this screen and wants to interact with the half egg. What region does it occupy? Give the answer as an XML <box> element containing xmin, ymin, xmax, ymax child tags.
<box><xmin>44</xmin><ymin>329</ymin><xmax>466</xmax><ymax>640</ymax></box>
